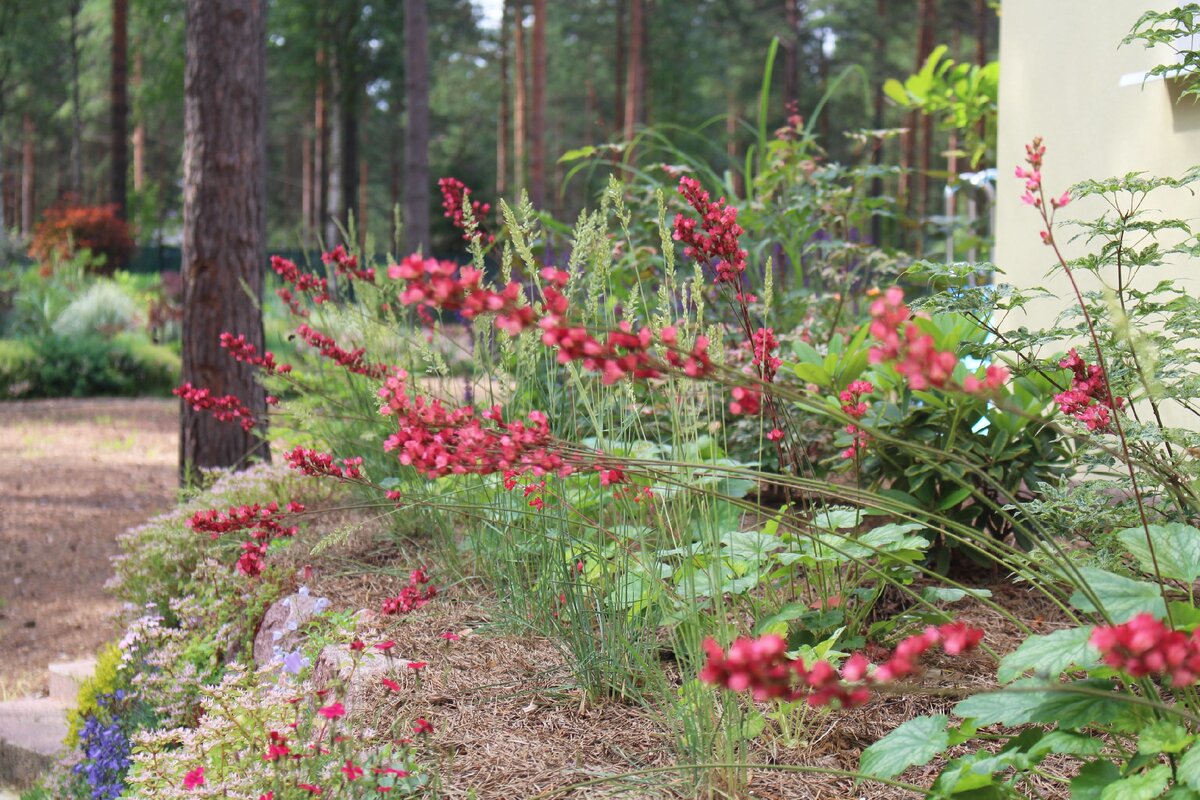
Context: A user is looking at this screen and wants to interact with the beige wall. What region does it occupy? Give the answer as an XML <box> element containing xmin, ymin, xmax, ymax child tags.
<box><xmin>996</xmin><ymin>0</ymin><xmax>1200</xmax><ymax>307</ymax></box>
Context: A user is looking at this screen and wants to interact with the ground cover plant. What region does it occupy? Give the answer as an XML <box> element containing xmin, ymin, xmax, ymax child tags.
<box><xmin>32</xmin><ymin>110</ymin><xmax>1200</xmax><ymax>799</ymax></box>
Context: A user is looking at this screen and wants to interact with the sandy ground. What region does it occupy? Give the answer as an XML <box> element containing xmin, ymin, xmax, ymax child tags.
<box><xmin>0</xmin><ymin>398</ymin><xmax>177</xmax><ymax>698</ymax></box>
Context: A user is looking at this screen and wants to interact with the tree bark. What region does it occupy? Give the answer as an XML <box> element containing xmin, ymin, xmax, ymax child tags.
<box><xmin>180</xmin><ymin>0</ymin><xmax>269</xmax><ymax>478</ymax></box>
<box><xmin>529</xmin><ymin>0</ymin><xmax>546</xmax><ymax>209</ymax></box>
<box><xmin>358</xmin><ymin>103</ymin><xmax>368</xmax><ymax>252</ymax></box>
<box><xmin>512</xmin><ymin>2</ymin><xmax>527</xmax><ymax>200</ymax></box>
<box><xmin>325</xmin><ymin>46</ymin><xmax>343</xmax><ymax>246</ymax></box>
<box><xmin>301</xmin><ymin>119</ymin><xmax>313</xmax><ymax>244</ymax></box>
<box><xmin>613</xmin><ymin>0</ymin><xmax>625</xmax><ymax>136</ymax></box>
<box><xmin>133</xmin><ymin>49</ymin><xmax>145</xmax><ymax>192</ymax></box>
<box><xmin>783</xmin><ymin>0</ymin><xmax>798</xmax><ymax>105</ymax></box>
<box><xmin>403</xmin><ymin>0</ymin><xmax>431</xmax><ymax>253</ymax></box>
<box><xmin>623</xmin><ymin>0</ymin><xmax>643</xmax><ymax>143</ymax></box>
<box><xmin>314</xmin><ymin>47</ymin><xmax>328</xmax><ymax>239</ymax></box>
<box><xmin>68</xmin><ymin>0</ymin><xmax>83</xmax><ymax>194</ymax></box>
<box><xmin>21</xmin><ymin>114</ymin><xmax>33</xmax><ymax>237</ymax></box>
<box><xmin>496</xmin><ymin>2</ymin><xmax>511</xmax><ymax>200</ymax></box>
<box><xmin>111</xmin><ymin>0</ymin><xmax>129</xmax><ymax>219</ymax></box>
<box><xmin>912</xmin><ymin>0</ymin><xmax>938</xmax><ymax>241</ymax></box>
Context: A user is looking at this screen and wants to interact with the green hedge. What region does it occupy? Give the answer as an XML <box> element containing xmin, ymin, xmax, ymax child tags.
<box><xmin>0</xmin><ymin>333</ymin><xmax>180</xmax><ymax>399</ymax></box>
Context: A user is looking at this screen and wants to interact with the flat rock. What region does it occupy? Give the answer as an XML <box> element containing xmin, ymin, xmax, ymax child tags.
<box><xmin>0</xmin><ymin>697</ymin><xmax>68</xmax><ymax>788</ymax></box>
<box><xmin>48</xmin><ymin>658</ymin><xmax>96</xmax><ymax>704</ymax></box>
<box><xmin>253</xmin><ymin>589</ymin><xmax>330</xmax><ymax>667</ymax></box>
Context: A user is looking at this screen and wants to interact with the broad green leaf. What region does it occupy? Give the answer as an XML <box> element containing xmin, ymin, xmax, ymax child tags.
<box><xmin>998</xmin><ymin>627</ymin><xmax>1099</xmax><ymax>683</ymax></box>
<box><xmin>1178</xmin><ymin>744</ymin><xmax>1200</xmax><ymax>790</ymax></box>
<box><xmin>922</xmin><ymin>587</ymin><xmax>993</xmax><ymax>604</ymax></box>
<box><xmin>1138</xmin><ymin>720</ymin><xmax>1194</xmax><ymax>755</ymax></box>
<box><xmin>1117</xmin><ymin>523</ymin><xmax>1200</xmax><ymax>583</ymax></box>
<box><xmin>1031</xmin><ymin>731</ymin><xmax>1106</xmax><ymax>758</ymax></box>
<box><xmin>1069</xmin><ymin>568</ymin><xmax>1167</xmax><ymax>622</ymax></box>
<box><xmin>557</xmin><ymin>145</ymin><xmax>596</xmax><ymax>163</ymax></box>
<box><xmin>860</xmin><ymin>714</ymin><xmax>949</xmax><ymax>779</ymax></box>
<box><xmin>1099</xmin><ymin>765</ymin><xmax>1171</xmax><ymax>800</ymax></box>
<box><xmin>1071</xmin><ymin>761</ymin><xmax>1122</xmax><ymax>800</ymax></box>
<box><xmin>954</xmin><ymin>680</ymin><xmax>1132</xmax><ymax>728</ymax></box>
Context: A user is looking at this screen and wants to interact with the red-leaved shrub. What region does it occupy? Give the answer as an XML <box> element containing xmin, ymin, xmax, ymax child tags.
<box><xmin>29</xmin><ymin>196</ymin><xmax>134</xmax><ymax>275</ymax></box>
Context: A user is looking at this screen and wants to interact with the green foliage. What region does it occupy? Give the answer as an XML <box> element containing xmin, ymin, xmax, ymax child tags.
<box><xmin>1124</xmin><ymin>5</ymin><xmax>1200</xmax><ymax>101</ymax></box>
<box><xmin>51</xmin><ymin>279</ymin><xmax>142</xmax><ymax>338</ymax></box>
<box><xmin>64</xmin><ymin>642</ymin><xmax>123</xmax><ymax>748</ymax></box>
<box><xmin>0</xmin><ymin>333</ymin><xmax>178</xmax><ymax>398</ymax></box>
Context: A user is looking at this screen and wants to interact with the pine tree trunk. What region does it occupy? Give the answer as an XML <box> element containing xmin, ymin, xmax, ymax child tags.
<box><xmin>314</xmin><ymin>47</ymin><xmax>328</xmax><ymax>239</ymax></box>
<box><xmin>529</xmin><ymin>0</ymin><xmax>546</xmax><ymax>210</ymax></box>
<box><xmin>512</xmin><ymin>3</ymin><xmax>527</xmax><ymax>200</ymax></box>
<box><xmin>613</xmin><ymin>0</ymin><xmax>625</xmax><ymax>136</ymax></box>
<box><xmin>325</xmin><ymin>47</ymin><xmax>343</xmax><ymax>246</ymax></box>
<box><xmin>358</xmin><ymin>103</ymin><xmax>368</xmax><ymax>252</ymax></box>
<box><xmin>112</xmin><ymin>0</ymin><xmax>129</xmax><ymax>219</ymax></box>
<box><xmin>341</xmin><ymin>69</ymin><xmax>359</xmax><ymax>240</ymax></box>
<box><xmin>69</xmin><ymin>0</ymin><xmax>83</xmax><ymax>194</ymax></box>
<box><xmin>497</xmin><ymin>0</ymin><xmax>511</xmax><ymax>199</ymax></box>
<box><xmin>783</xmin><ymin>0</ymin><xmax>798</xmax><ymax>104</ymax></box>
<box><xmin>623</xmin><ymin>0</ymin><xmax>643</xmax><ymax>143</ymax></box>
<box><xmin>133</xmin><ymin>50</ymin><xmax>145</xmax><ymax>192</ymax></box>
<box><xmin>912</xmin><ymin>0</ymin><xmax>937</xmax><ymax>244</ymax></box>
<box><xmin>21</xmin><ymin>114</ymin><xmax>33</xmax><ymax>237</ymax></box>
<box><xmin>301</xmin><ymin>119</ymin><xmax>313</xmax><ymax>244</ymax></box>
<box><xmin>403</xmin><ymin>0</ymin><xmax>430</xmax><ymax>253</ymax></box>
<box><xmin>180</xmin><ymin>0</ymin><xmax>269</xmax><ymax>478</ymax></box>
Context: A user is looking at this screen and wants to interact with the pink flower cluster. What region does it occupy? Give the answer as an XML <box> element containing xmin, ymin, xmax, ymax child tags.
<box><xmin>839</xmin><ymin>379</ymin><xmax>874</xmax><ymax>459</ymax></box>
<box><xmin>673</xmin><ymin>176</ymin><xmax>748</xmax><ymax>284</ymax></box>
<box><xmin>378</xmin><ymin>371</ymin><xmax>568</xmax><ymax>480</ymax></box>
<box><xmin>380</xmin><ymin>568</ymin><xmax>437</xmax><ymax>615</ymax></box>
<box><xmin>388</xmin><ymin>254</ymin><xmax>533</xmax><ymax>334</ymax></box>
<box><xmin>285</xmin><ymin>447</ymin><xmax>364</xmax><ymax>481</ymax></box>
<box><xmin>322</xmin><ymin>245</ymin><xmax>375</xmax><ymax>283</ymax></box>
<box><xmin>700</xmin><ymin>622</ymin><xmax>984</xmax><ymax>708</ymax></box>
<box><xmin>1054</xmin><ymin>348</ymin><xmax>1122</xmax><ymax>432</ymax></box>
<box><xmin>438</xmin><ymin>176</ymin><xmax>494</xmax><ymax>244</ymax></box>
<box><xmin>868</xmin><ymin>288</ymin><xmax>1008</xmax><ymax>394</ymax></box>
<box><xmin>729</xmin><ymin>386</ymin><xmax>761</xmax><ymax>416</ymax></box>
<box><xmin>219</xmin><ymin>332</ymin><xmax>292</xmax><ymax>374</ymax></box>
<box><xmin>188</xmin><ymin>501</ymin><xmax>303</xmax><ymax>577</ymax></box>
<box><xmin>271</xmin><ymin>255</ymin><xmax>330</xmax><ymax>316</ymax></box>
<box><xmin>1090</xmin><ymin>613</ymin><xmax>1200</xmax><ymax>687</ymax></box>
<box><xmin>173</xmin><ymin>382</ymin><xmax>256</xmax><ymax>431</ymax></box>
<box><xmin>751</xmin><ymin>327</ymin><xmax>781</xmax><ymax>383</ymax></box>
<box><xmin>295</xmin><ymin>324</ymin><xmax>388</xmax><ymax>379</ymax></box>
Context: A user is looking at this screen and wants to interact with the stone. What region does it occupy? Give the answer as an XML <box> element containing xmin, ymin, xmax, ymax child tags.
<box><xmin>48</xmin><ymin>659</ymin><xmax>97</xmax><ymax>704</ymax></box>
<box><xmin>252</xmin><ymin>587</ymin><xmax>330</xmax><ymax>667</ymax></box>
<box><xmin>0</xmin><ymin>697</ymin><xmax>68</xmax><ymax>788</ymax></box>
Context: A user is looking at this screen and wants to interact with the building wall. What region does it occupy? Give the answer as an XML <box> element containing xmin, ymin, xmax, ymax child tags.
<box><xmin>996</xmin><ymin>0</ymin><xmax>1200</xmax><ymax>310</ymax></box>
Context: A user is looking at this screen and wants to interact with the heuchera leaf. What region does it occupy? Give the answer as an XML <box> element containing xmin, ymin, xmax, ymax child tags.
<box><xmin>859</xmin><ymin>714</ymin><xmax>949</xmax><ymax>779</ymax></box>
<box><xmin>1069</xmin><ymin>568</ymin><xmax>1167</xmax><ymax>622</ymax></box>
<box><xmin>998</xmin><ymin>626</ymin><xmax>1099</xmax><ymax>683</ymax></box>
<box><xmin>1117</xmin><ymin>523</ymin><xmax>1200</xmax><ymax>584</ymax></box>
<box><xmin>1098</xmin><ymin>765</ymin><xmax>1171</xmax><ymax>800</ymax></box>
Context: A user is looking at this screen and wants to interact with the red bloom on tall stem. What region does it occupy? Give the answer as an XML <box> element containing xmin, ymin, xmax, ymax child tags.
<box><xmin>673</xmin><ymin>176</ymin><xmax>748</xmax><ymax>284</ymax></box>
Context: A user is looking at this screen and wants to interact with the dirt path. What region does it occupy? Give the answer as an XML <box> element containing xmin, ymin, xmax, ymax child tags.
<box><xmin>0</xmin><ymin>399</ymin><xmax>177</xmax><ymax>698</ymax></box>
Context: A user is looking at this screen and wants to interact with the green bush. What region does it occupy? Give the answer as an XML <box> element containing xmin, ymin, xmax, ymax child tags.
<box><xmin>52</xmin><ymin>279</ymin><xmax>142</xmax><ymax>339</ymax></box>
<box><xmin>0</xmin><ymin>333</ymin><xmax>179</xmax><ymax>399</ymax></box>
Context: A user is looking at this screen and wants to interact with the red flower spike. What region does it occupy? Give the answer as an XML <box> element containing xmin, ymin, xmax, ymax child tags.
<box><xmin>673</xmin><ymin>176</ymin><xmax>748</xmax><ymax>284</ymax></box>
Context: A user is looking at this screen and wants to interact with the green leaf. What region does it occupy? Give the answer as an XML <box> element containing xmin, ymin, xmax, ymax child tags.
<box><xmin>557</xmin><ymin>145</ymin><xmax>596</xmax><ymax>163</ymax></box>
<box><xmin>1138</xmin><ymin>720</ymin><xmax>1194</xmax><ymax>755</ymax></box>
<box><xmin>954</xmin><ymin>680</ymin><xmax>1132</xmax><ymax>728</ymax></box>
<box><xmin>921</xmin><ymin>587</ymin><xmax>993</xmax><ymax>604</ymax></box>
<box><xmin>998</xmin><ymin>627</ymin><xmax>1099</xmax><ymax>683</ymax></box>
<box><xmin>1177</xmin><ymin>744</ymin><xmax>1200</xmax><ymax>790</ymax></box>
<box><xmin>1099</xmin><ymin>765</ymin><xmax>1171</xmax><ymax>800</ymax></box>
<box><xmin>1117</xmin><ymin>523</ymin><xmax>1200</xmax><ymax>583</ymax></box>
<box><xmin>882</xmin><ymin>77</ymin><xmax>912</xmax><ymax>106</ymax></box>
<box><xmin>1069</xmin><ymin>568</ymin><xmax>1167</xmax><ymax>622</ymax></box>
<box><xmin>1031</xmin><ymin>731</ymin><xmax>1106</xmax><ymax>758</ymax></box>
<box><xmin>860</xmin><ymin>714</ymin><xmax>949</xmax><ymax>779</ymax></box>
<box><xmin>1072</xmin><ymin>761</ymin><xmax>1122</xmax><ymax>800</ymax></box>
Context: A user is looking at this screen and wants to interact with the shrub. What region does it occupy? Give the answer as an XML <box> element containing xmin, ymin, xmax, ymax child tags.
<box><xmin>28</xmin><ymin>198</ymin><xmax>134</xmax><ymax>276</ymax></box>
<box><xmin>0</xmin><ymin>333</ymin><xmax>178</xmax><ymax>398</ymax></box>
<box><xmin>52</xmin><ymin>280</ymin><xmax>142</xmax><ymax>339</ymax></box>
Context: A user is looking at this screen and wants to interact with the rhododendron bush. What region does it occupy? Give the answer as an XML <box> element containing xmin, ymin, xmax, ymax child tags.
<box><xmin>49</xmin><ymin>125</ymin><xmax>1200</xmax><ymax>798</ymax></box>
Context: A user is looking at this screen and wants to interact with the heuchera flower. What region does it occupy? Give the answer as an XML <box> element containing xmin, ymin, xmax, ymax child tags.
<box><xmin>381</xmin><ymin>568</ymin><xmax>438</xmax><ymax>615</ymax></box>
<box><xmin>183</xmin><ymin>766</ymin><xmax>205</xmax><ymax>790</ymax></box>
<box><xmin>729</xmin><ymin>386</ymin><xmax>761</xmax><ymax>416</ymax></box>
<box><xmin>867</xmin><ymin>288</ymin><xmax>1008</xmax><ymax>395</ymax></box>
<box><xmin>271</xmin><ymin>255</ymin><xmax>330</xmax><ymax>316</ymax></box>
<box><xmin>1054</xmin><ymin>348</ymin><xmax>1123</xmax><ymax>432</ymax></box>
<box><xmin>389</xmin><ymin>254</ymin><xmax>531</xmax><ymax>333</ymax></box>
<box><xmin>751</xmin><ymin>327</ymin><xmax>782</xmax><ymax>383</ymax></box>
<box><xmin>673</xmin><ymin>176</ymin><xmax>748</xmax><ymax>283</ymax></box>
<box><xmin>700</xmin><ymin>623</ymin><xmax>984</xmax><ymax>707</ymax></box>
<box><xmin>220</xmin><ymin>332</ymin><xmax>292</xmax><ymax>374</ymax></box>
<box><xmin>173</xmin><ymin>383</ymin><xmax>256</xmax><ymax>431</ymax></box>
<box><xmin>438</xmin><ymin>176</ymin><xmax>495</xmax><ymax>244</ymax></box>
<box><xmin>295</xmin><ymin>324</ymin><xmax>389</xmax><ymax>379</ymax></box>
<box><xmin>1090</xmin><ymin>613</ymin><xmax>1200</xmax><ymax>687</ymax></box>
<box><xmin>322</xmin><ymin>245</ymin><xmax>375</xmax><ymax>282</ymax></box>
<box><xmin>838</xmin><ymin>380</ymin><xmax>874</xmax><ymax>459</ymax></box>
<box><xmin>286</xmin><ymin>447</ymin><xmax>364</xmax><ymax>481</ymax></box>
<box><xmin>412</xmin><ymin>718</ymin><xmax>435</xmax><ymax>735</ymax></box>
<box><xmin>264</xmin><ymin>731</ymin><xmax>291</xmax><ymax>762</ymax></box>
<box><xmin>341</xmin><ymin>759</ymin><xmax>365</xmax><ymax>781</ymax></box>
